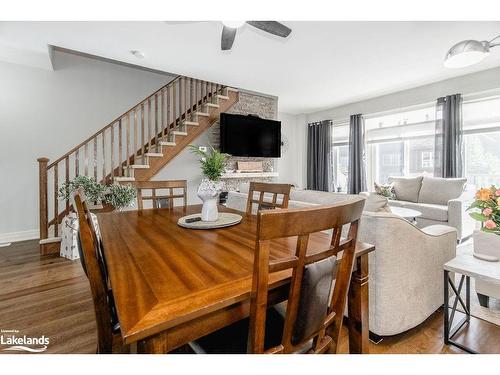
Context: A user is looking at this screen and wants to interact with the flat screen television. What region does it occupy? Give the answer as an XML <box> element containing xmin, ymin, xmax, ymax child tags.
<box><xmin>219</xmin><ymin>113</ymin><xmax>281</xmax><ymax>157</ymax></box>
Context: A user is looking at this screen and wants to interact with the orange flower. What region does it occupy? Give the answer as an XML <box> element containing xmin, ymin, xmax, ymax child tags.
<box><xmin>476</xmin><ymin>188</ymin><xmax>492</xmax><ymax>201</ymax></box>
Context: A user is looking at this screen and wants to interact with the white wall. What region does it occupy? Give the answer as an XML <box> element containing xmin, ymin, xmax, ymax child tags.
<box><xmin>306</xmin><ymin>65</ymin><xmax>500</xmax><ymax>123</ymax></box>
<box><xmin>277</xmin><ymin>112</ymin><xmax>307</xmax><ymax>188</ymax></box>
<box><xmin>0</xmin><ymin>51</ymin><xmax>175</xmax><ymax>241</ymax></box>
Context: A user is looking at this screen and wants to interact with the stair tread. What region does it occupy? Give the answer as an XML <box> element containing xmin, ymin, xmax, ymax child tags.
<box><xmin>128</xmin><ymin>164</ymin><xmax>150</xmax><ymax>169</ymax></box>
<box><xmin>144</xmin><ymin>152</ymin><xmax>163</xmax><ymax>157</ymax></box>
<box><xmin>172</xmin><ymin>131</ymin><xmax>188</xmax><ymax>135</ymax></box>
<box><xmin>160</xmin><ymin>141</ymin><xmax>176</xmax><ymax>146</ymax></box>
<box><xmin>195</xmin><ymin>112</ymin><xmax>210</xmax><ymax>117</ymax></box>
<box><xmin>205</xmin><ymin>103</ymin><xmax>219</xmax><ymax>108</ymax></box>
<box><xmin>114</xmin><ymin>176</ymin><xmax>135</xmax><ymax>182</ymax></box>
<box><xmin>183</xmin><ymin>121</ymin><xmax>199</xmax><ymax>126</ymax></box>
<box><xmin>217</xmin><ymin>95</ymin><xmax>230</xmax><ymax>100</ymax></box>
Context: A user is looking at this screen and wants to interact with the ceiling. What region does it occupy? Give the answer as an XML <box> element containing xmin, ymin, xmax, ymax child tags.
<box><xmin>1</xmin><ymin>21</ymin><xmax>500</xmax><ymax>114</ymax></box>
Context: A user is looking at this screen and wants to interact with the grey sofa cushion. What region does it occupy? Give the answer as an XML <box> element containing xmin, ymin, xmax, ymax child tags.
<box><xmin>418</xmin><ymin>177</ymin><xmax>466</xmax><ymax>205</ymax></box>
<box><xmin>388</xmin><ymin>176</ymin><xmax>423</xmax><ymax>203</ymax></box>
<box><xmin>401</xmin><ymin>202</ymin><xmax>448</xmax><ymax>222</ymax></box>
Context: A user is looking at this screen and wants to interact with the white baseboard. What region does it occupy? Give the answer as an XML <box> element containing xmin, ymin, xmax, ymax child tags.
<box><xmin>0</xmin><ymin>229</ymin><xmax>39</xmax><ymax>243</ymax></box>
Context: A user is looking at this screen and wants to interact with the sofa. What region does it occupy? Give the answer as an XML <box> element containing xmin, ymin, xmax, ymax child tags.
<box><xmin>381</xmin><ymin>176</ymin><xmax>475</xmax><ymax>242</ymax></box>
<box><xmin>226</xmin><ymin>185</ymin><xmax>457</xmax><ymax>336</ymax></box>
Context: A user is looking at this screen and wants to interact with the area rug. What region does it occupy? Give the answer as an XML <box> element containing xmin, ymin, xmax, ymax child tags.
<box><xmin>453</xmin><ymin>239</ymin><xmax>500</xmax><ymax>326</ymax></box>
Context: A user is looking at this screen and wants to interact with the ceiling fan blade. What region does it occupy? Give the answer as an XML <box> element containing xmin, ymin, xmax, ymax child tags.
<box><xmin>221</xmin><ymin>26</ymin><xmax>237</xmax><ymax>50</ymax></box>
<box><xmin>246</xmin><ymin>21</ymin><xmax>291</xmax><ymax>38</ymax></box>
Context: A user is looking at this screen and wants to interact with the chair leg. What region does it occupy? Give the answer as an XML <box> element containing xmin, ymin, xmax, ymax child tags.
<box><xmin>369</xmin><ymin>332</ymin><xmax>383</xmax><ymax>344</ymax></box>
<box><xmin>477</xmin><ymin>293</ymin><xmax>489</xmax><ymax>308</ymax></box>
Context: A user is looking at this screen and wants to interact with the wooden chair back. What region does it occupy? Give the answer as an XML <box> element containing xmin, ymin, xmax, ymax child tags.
<box><xmin>248</xmin><ymin>198</ymin><xmax>365</xmax><ymax>354</ymax></box>
<box><xmin>134</xmin><ymin>180</ymin><xmax>187</xmax><ymax>210</ymax></box>
<box><xmin>245</xmin><ymin>182</ymin><xmax>292</xmax><ymax>214</ymax></box>
<box><xmin>73</xmin><ymin>188</ymin><xmax>115</xmax><ymax>353</ymax></box>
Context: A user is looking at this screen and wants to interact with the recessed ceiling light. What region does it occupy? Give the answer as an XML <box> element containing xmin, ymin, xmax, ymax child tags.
<box><xmin>130</xmin><ymin>50</ymin><xmax>145</xmax><ymax>59</ymax></box>
<box><xmin>221</xmin><ymin>21</ymin><xmax>245</xmax><ymax>29</ymax></box>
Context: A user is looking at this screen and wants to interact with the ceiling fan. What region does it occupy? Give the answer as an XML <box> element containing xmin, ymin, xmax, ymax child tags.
<box><xmin>220</xmin><ymin>21</ymin><xmax>291</xmax><ymax>51</ymax></box>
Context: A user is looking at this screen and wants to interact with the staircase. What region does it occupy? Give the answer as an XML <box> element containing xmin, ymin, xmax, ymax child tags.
<box><xmin>37</xmin><ymin>75</ymin><xmax>239</xmax><ymax>254</ymax></box>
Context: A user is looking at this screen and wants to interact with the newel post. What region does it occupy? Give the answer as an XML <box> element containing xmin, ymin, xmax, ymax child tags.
<box><xmin>38</xmin><ymin>157</ymin><xmax>49</xmax><ymax>253</ymax></box>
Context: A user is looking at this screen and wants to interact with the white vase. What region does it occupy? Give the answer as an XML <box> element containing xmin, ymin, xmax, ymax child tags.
<box><xmin>473</xmin><ymin>230</ymin><xmax>500</xmax><ymax>262</ymax></box>
<box><xmin>197</xmin><ymin>178</ymin><xmax>223</xmax><ymax>222</ymax></box>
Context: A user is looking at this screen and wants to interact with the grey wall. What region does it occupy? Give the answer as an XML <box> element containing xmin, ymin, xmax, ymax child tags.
<box><xmin>0</xmin><ymin>50</ymin><xmax>175</xmax><ymax>241</ymax></box>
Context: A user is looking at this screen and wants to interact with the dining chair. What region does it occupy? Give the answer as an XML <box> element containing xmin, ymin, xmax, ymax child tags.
<box><xmin>245</xmin><ymin>182</ymin><xmax>292</xmax><ymax>214</ymax></box>
<box><xmin>73</xmin><ymin>188</ymin><xmax>128</xmax><ymax>354</ymax></box>
<box><xmin>188</xmin><ymin>198</ymin><xmax>366</xmax><ymax>354</ymax></box>
<box><xmin>134</xmin><ymin>180</ymin><xmax>187</xmax><ymax>210</ymax></box>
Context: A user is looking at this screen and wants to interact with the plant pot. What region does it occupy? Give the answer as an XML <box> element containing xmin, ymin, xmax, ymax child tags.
<box><xmin>473</xmin><ymin>230</ymin><xmax>500</xmax><ymax>262</ymax></box>
<box><xmin>197</xmin><ymin>178</ymin><xmax>223</xmax><ymax>222</ymax></box>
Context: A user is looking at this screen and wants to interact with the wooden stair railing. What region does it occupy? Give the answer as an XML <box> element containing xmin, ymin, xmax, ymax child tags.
<box><xmin>37</xmin><ymin>75</ymin><xmax>239</xmax><ymax>254</ymax></box>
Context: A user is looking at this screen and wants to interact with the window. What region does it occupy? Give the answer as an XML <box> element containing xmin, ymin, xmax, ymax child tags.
<box><xmin>330</xmin><ymin>95</ymin><xmax>500</xmax><ymax>191</ymax></box>
<box><xmin>364</xmin><ymin>106</ymin><xmax>436</xmax><ymax>187</ymax></box>
<box><xmin>332</xmin><ymin>123</ymin><xmax>349</xmax><ymax>192</ymax></box>
<box><xmin>463</xmin><ymin>97</ymin><xmax>500</xmax><ymax>188</ymax></box>
<box><xmin>421</xmin><ymin>151</ymin><xmax>433</xmax><ymax>168</ymax></box>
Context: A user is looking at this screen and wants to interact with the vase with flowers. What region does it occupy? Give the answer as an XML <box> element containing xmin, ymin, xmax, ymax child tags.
<box><xmin>467</xmin><ymin>185</ymin><xmax>500</xmax><ymax>262</ymax></box>
<box><xmin>189</xmin><ymin>145</ymin><xmax>229</xmax><ymax>222</ymax></box>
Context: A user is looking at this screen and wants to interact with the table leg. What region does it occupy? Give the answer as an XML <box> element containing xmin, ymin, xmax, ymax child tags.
<box><xmin>347</xmin><ymin>253</ymin><xmax>370</xmax><ymax>354</ymax></box>
<box><xmin>444</xmin><ymin>270</ymin><xmax>449</xmax><ymax>345</ymax></box>
<box><xmin>137</xmin><ymin>332</ymin><xmax>169</xmax><ymax>354</ymax></box>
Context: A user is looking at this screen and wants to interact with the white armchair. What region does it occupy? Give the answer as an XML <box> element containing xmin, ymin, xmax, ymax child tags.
<box><xmin>358</xmin><ymin>211</ymin><xmax>457</xmax><ymax>336</ymax></box>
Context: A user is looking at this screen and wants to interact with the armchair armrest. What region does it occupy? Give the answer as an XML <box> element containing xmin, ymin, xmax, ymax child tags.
<box><xmin>421</xmin><ymin>224</ymin><xmax>457</xmax><ymax>237</ymax></box>
<box><xmin>447</xmin><ymin>185</ymin><xmax>476</xmax><ymax>241</ymax></box>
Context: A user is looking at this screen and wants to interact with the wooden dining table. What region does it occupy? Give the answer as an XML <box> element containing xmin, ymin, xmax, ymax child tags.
<box><xmin>97</xmin><ymin>204</ymin><xmax>375</xmax><ymax>354</ymax></box>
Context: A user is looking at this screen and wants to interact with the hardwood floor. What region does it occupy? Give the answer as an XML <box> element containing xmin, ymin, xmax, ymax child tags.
<box><xmin>1</xmin><ymin>240</ymin><xmax>499</xmax><ymax>354</ymax></box>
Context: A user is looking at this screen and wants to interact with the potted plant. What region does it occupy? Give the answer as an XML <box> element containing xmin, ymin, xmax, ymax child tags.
<box><xmin>59</xmin><ymin>176</ymin><xmax>136</xmax><ymax>211</ymax></box>
<box><xmin>189</xmin><ymin>145</ymin><xmax>229</xmax><ymax>221</ymax></box>
<box><xmin>103</xmin><ymin>184</ymin><xmax>137</xmax><ymax>211</ymax></box>
<box><xmin>467</xmin><ymin>186</ymin><xmax>500</xmax><ymax>262</ymax></box>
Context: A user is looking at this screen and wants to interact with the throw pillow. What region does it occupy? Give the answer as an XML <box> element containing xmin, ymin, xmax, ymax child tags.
<box><xmin>374</xmin><ymin>182</ymin><xmax>396</xmax><ymax>200</ymax></box>
<box><xmin>418</xmin><ymin>177</ymin><xmax>467</xmax><ymax>205</ymax></box>
<box><xmin>387</xmin><ymin>176</ymin><xmax>424</xmax><ymax>203</ymax></box>
<box><xmin>362</xmin><ymin>192</ymin><xmax>392</xmax><ymax>213</ymax></box>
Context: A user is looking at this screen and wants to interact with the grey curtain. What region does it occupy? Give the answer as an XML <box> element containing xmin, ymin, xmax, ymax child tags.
<box><xmin>307</xmin><ymin>120</ymin><xmax>333</xmax><ymax>191</ymax></box>
<box><xmin>347</xmin><ymin>114</ymin><xmax>367</xmax><ymax>194</ymax></box>
<box><xmin>435</xmin><ymin>94</ymin><xmax>463</xmax><ymax>178</ymax></box>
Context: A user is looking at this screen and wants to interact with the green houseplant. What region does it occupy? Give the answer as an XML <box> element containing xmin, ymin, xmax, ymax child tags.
<box><xmin>59</xmin><ymin>176</ymin><xmax>136</xmax><ymax>210</ymax></box>
<box><xmin>189</xmin><ymin>145</ymin><xmax>229</xmax><ymax>221</ymax></box>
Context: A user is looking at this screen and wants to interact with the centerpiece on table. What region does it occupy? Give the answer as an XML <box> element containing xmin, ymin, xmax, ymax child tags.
<box><xmin>189</xmin><ymin>145</ymin><xmax>229</xmax><ymax>222</ymax></box>
<box><xmin>467</xmin><ymin>186</ymin><xmax>500</xmax><ymax>262</ymax></box>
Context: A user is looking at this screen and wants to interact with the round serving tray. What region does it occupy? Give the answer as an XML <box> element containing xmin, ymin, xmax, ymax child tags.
<box><xmin>177</xmin><ymin>212</ymin><xmax>243</xmax><ymax>229</ymax></box>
